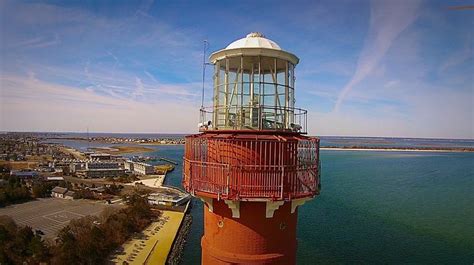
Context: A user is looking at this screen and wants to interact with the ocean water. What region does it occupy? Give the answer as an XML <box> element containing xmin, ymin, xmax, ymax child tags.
<box><xmin>53</xmin><ymin>136</ymin><xmax>474</xmax><ymax>264</ymax></box>
<box><xmin>135</xmin><ymin>146</ymin><xmax>474</xmax><ymax>264</ymax></box>
<box><xmin>319</xmin><ymin>136</ymin><xmax>474</xmax><ymax>149</ymax></box>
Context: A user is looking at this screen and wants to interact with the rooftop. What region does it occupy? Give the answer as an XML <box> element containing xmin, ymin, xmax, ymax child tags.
<box><xmin>51</xmin><ymin>186</ymin><xmax>68</xmax><ymax>194</ymax></box>
<box><xmin>226</xmin><ymin>32</ymin><xmax>281</xmax><ymax>50</ymax></box>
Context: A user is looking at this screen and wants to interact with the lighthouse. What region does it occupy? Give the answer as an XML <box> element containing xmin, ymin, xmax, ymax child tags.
<box><xmin>183</xmin><ymin>32</ymin><xmax>320</xmax><ymax>264</ymax></box>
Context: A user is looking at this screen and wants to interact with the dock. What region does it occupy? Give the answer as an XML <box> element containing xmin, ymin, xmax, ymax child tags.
<box><xmin>158</xmin><ymin>157</ymin><xmax>178</xmax><ymax>165</ymax></box>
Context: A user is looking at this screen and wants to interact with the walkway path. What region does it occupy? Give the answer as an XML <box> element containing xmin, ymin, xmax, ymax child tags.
<box><xmin>110</xmin><ymin>210</ymin><xmax>185</xmax><ymax>264</ymax></box>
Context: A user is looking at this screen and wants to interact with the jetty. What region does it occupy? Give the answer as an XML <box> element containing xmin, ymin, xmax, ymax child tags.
<box><xmin>158</xmin><ymin>157</ymin><xmax>178</xmax><ymax>165</ymax></box>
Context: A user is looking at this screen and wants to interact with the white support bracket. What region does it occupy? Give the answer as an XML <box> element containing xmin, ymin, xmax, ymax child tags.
<box><xmin>266</xmin><ymin>201</ymin><xmax>284</xmax><ymax>218</ymax></box>
<box><xmin>224</xmin><ymin>200</ymin><xmax>240</xmax><ymax>218</ymax></box>
<box><xmin>291</xmin><ymin>198</ymin><xmax>311</xmax><ymax>214</ymax></box>
<box><xmin>199</xmin><ymin>197</ymin><xmax>214</xmax><ymax>213</ymax></box>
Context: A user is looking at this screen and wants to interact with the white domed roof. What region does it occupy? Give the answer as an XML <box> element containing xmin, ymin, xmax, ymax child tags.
<box><xmin>226</xmin><ymin>32</ymin><xmax>281</xmax><ymax>50</ymax></box>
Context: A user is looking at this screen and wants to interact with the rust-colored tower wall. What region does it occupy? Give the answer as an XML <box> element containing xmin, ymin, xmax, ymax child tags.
<box><xmin>202</xmin><ymin>200</ymin><xmax>298</xmax><ymax>264</ymax></box>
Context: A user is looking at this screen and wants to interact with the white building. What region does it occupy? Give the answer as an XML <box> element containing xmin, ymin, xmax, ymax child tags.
<box><xmin>86</xmin><ymin>161</ymin><xmax>120</xmax><ymax>170</ymax></box>
<box><xmin>124</xmin><ymin>160</ymin><xmax>154</xmax><ymax>175</ymax></box>
<box><xmin>124</xmin><ymin>160</ymin><xmax>134</xmax><ymax>171</ymax></box>
<box><xmin>133</xmin><ymin>162</ymin><xmax>154</xmax><ymax>175</ymax></box>
<box><xmin>76</xmin><ymin>161</ymin><xmax>124</xmax><ymax>178</ymax></box>
<box><xmin>89</xmin><ymin>153</ymin><xmax>111</xmax><ymax>161</ymax></box>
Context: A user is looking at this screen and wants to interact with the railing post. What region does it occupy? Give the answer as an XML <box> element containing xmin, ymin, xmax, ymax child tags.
<box><xmin>225</xmin><ymin>164</ymin><xmax>229</xmax><ymax>196</ymax></box>
<box><xmin>280</xmin><ymin>165</ymin><xmax>284</xmax><ymax>199</ymax></box>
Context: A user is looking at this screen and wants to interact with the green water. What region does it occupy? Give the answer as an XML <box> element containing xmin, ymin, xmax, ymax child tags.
<box><xmin>169</xmin><ymin>149</ymin><xmax>473</xmax><ymax>264</ymax></box>
<box><xmin>296</xmin><ymin>150</ymin><xmax>474</xmax><ymax>264</ymax></box>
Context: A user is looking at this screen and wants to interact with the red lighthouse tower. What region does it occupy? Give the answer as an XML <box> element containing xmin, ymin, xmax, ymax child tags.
<box><xmin>183</xmin><ymin>32</ymin><xmax>320</xmax><ymax>265</ymax></box>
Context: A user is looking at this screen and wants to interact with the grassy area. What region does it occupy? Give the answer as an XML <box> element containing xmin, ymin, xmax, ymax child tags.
<box><xmin>154</xmin><ymin>164</ymin><xmax>174</xmax><ymax>174</ymax></box>
<box><xmin>90</xmin><ymin>145</ymin><xmax>154</xmax><ymax>155</ymax></box>
<box><xmin>0</xmin><ymin>161</ymin><xmax>38</xmax><ymax>170</ymax></box>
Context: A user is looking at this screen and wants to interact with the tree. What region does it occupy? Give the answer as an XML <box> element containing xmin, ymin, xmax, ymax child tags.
<box><xmin>0</xmin><ymin>217</ymin><xmax>50</xmax><ymax>264</ymax></box>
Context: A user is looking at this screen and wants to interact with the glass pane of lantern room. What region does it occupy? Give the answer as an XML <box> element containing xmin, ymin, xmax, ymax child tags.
<box><xmin>260</xmin><ymin>56</ymin><xmax>276</xmax><ymax>129</ymax></box>
<box><xmin>252</xmin><ymin>58</ymin><xmax>260</xmax><ymax>128</ymax></box>
<box><xmin>216</xmin><ymin>60</ymin><xmax>227</xmax><ymax>128</ymax></box>
<box><xmin>242</xmin><ymin>56</ymin><xmax>255</xmax><ymax>128</ymax></box>
<box><xmin>227</xmin><ymin>56</ymin><xmax>241</xmax><ymax>128</ymax></box>
<box><xmin>276</xmin><ymin>58</ymin><xmax>287</xmax><ymax>128</ymax></box>
<box><xmin>288</xmin><ymin>63</ymin><xmax>295</xmax><ymax>125</ymax></box>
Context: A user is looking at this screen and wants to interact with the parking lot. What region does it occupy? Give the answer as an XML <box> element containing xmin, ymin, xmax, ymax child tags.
<box><xmin>0</xmin><ymin>198</ymin><xmax>123</xmax><ymax>239</ymax></box>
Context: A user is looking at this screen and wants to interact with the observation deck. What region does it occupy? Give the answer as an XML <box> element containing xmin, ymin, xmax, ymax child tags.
<box><xmin>199</xmin><ymin>105</ymin><xmax>308</xmax><ymax>134</ymax></box>
<box><xmin>183</xmin><ymin>132</ymin><xmax>320</xmax><ymax>201</ymax></box>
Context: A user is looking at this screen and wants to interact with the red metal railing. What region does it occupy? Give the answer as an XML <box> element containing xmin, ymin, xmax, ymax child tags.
<box><xmin>183</xmin><ymin>134</ymin><xmax>320</xmax><ymax>201</ymax></box>
<box><xmin>199</xmin><ymin>105</ymin><xmax>308</xmax><ymax>134</ymax></box>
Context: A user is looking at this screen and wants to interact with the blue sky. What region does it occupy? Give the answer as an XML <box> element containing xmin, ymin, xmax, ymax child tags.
<box><xmin>0</xmin><ymin>0</ymin><xmax>473</xmax><ymax>138</ymax></box>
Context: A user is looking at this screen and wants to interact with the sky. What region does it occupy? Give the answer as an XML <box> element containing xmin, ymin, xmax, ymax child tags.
<box><xmin>0</xmin><ymin>0</ymin><xmax>473</xmax><ymax>139</ymax></box>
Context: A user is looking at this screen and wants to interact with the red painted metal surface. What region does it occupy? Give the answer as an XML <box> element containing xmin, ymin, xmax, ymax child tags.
<box><xmin>183</xmin><ymin>132</ymin><xmax>320</xmax><ymax>201</ymax></box>
<box><xmin>201</xmin><ymin>200</ymin><xmax>298</xmax><ymax>265</ymax></box>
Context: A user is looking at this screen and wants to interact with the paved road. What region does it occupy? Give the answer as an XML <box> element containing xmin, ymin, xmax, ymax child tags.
<box><xmin>0</xmin><ymin>198</ymin><xmax>122</xmax><ymax>239</ymax></box>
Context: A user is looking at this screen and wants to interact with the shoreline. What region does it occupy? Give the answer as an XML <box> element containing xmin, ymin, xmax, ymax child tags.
<box><xmin>166</xmin><ymin>200</ymin><xmax>192</xmax><ymax>264</ymax></box>
<box><xmin>89</xmin><ymin>145</ymin><xmax>154</xmax><ymax>154</ymax></box>
<box><xmin>320</xmin><ymin>147</ymin><xmax>473</xmax><ymax>153</ymax></box>
<box><xmin>46</xmin><ymin>137</ymin><xmax>473</xmax><ymax>153</ymax></box>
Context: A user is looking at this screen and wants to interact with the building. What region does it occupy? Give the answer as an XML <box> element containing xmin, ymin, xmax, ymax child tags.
<box><xmin>182</xmin><ymin>33</ymin><xmax>321</xmax><ymax>264</ymax></box>
<box><xmin>147</xmin><ymin>188</ymin><xmax>191</xmax><ymax>207</ymax></box>
<box><xmin>51</xmin><ymin>186</ymin><xmax>68</xmax><ymax>198</ymax></box>
<box><xmin>10</xmin><ymin>170</ymin><xmax>39</xmax><ymax>179</ymax></box>
<box><xmin>76</xmin><ymin>161</ymin><xmax>124</xmax><ymax>178</ymax></box>
<box><xmin>124</xmin><ymin>160</ymin><xmax>134</xmax><ymax>171</ymax></box>
<box><xmin>89</xmin><ymin>153</ymin><xmax>111</xmax><ymax>161</ymax></box>
<box><xmin>64</xmin><ymin>191</ymin><xmax>76</xmax><ymax>200</ymax></box>
<box><xmin>86</xmin><ymin>161</ymin><xmax>119</xmax><ymax>170</ymax></box>
<box><xmin>124</xmin><ymin>160</ymin><xmax>154</xmax><ymax>175</ymax></box>
<box><xmin>45</xmin><ymin>176</ymin><xmax>64</xmax><ymax>181</ymax></box>
<box><xmin>76</xmin><ymin>168</ymin><xmax>125</xmax><ymax>178</ymax></box>
<box><xmin>132</xmin><ymin>162</ymin><xmax>154</xmax><ymax>175</ymax></box>
<box><xmin>69</xmin><ymin>162</ymin><xmax>85</xmax><ymax>173</ymax></box>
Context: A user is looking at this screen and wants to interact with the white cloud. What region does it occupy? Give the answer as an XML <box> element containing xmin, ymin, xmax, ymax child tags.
<box><xmin>0</xmin><ymin>75</ymin><xmax>198</xmax><ymax>133</ymax></box>
<box><xmin>439</xmin><ymin>45</ymin><xmax>473</xmax><ymax>73</ymax></box>
<box><xmin>334</xmin><ymin>0</ymin><xmax>422</xmax><ymax>112</ymax></box>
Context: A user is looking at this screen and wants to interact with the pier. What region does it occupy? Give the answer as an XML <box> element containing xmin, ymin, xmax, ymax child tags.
<box><xmin>158</xmin><ymin>157</ymin><xmax>178</xmax><ymax>165</ymax></box>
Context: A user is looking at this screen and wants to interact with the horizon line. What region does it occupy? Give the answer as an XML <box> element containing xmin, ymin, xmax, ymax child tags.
<box><xmin>2</xmin><ymin>130</ymin><xmax>473</xmax><ymax>141</ymax></box>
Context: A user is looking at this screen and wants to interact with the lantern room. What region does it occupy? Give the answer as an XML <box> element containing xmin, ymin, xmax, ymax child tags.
<box><xmin>201</xmin><ymin>32</ymin><xmax>307</xmax><ymax>133</ymax></box>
